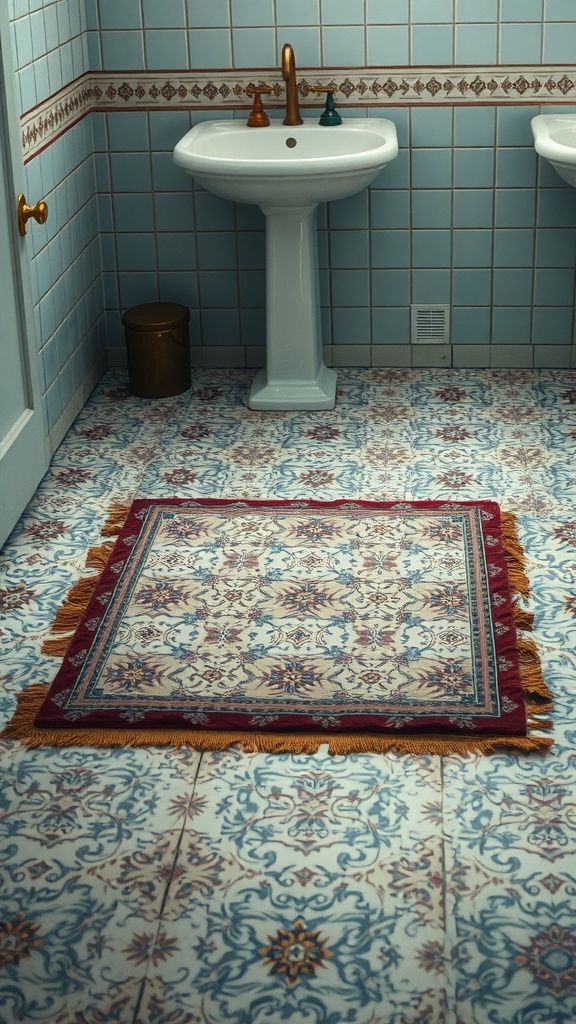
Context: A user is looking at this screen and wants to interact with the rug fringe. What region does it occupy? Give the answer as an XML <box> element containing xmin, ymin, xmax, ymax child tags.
<box><xmin>513</xmin><ymin>604</ymin><xmax>534</xmax><ymax>631</ymax></box>
<box><xmin>101</xmin><ymin>502</ymin><xmax>132</xmax><ymax>536</ymax></box>
<box><xmin>0</xmin><ymin>685</ymin><xmax>554</xmax><ymax>756</ymax></box>
<box><xmin>501</xmin><ymin>511</ymin><xmax>531</xmax><ymax>599</ymax></box>
<box><xmin>85</xmin><ymin>541</ymin><xmax>115</xmax><ymax>570</ymax></box>
<box><xmin>42</xmin><ymin>568</ymin><xmax>104</xmax><ymax>656</ymax></box>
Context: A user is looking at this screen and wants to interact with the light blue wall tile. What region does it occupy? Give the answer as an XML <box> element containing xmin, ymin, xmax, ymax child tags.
<box><xmin>332</xmin><ymin>308</ymin><xmax>371</xmax><ymax>345</ymax></box>
<box><xmin>331</xmin><ymin>270</ymin><xmax>370</xmax><ymax>306</ymax></box>
<box><xmin>456</xmin><ymin>0</ymin><xmax>498</xmax><ymax>22</ymax></box>
<box><xmin>371</xmin><ymin>231</ymin><xmax>410</xmax><ymax>268</ymax></box>
<box><xmin>501</xmin><ymin>0</ymin><xmax>541</xmax><ymax>19</ymax></box>
<box><xmin>412</xmin><ymin>190</ymin><xmax>451</xmax><ymax>228</ymax></box>
<box><xmin>367</xmin><ymin>26</ymin><xmax>409</xmax><ymax>64</ymax></box>
<box><xmin>231</xmin><ymin>0</ymin><xmax>275</xmax><ymax>27</ymax></box>
<box><xmin>195</xmin><ymin>192</ymin><xmax>236</xmax><ymax>231</ymax></box>
<box><xmin>455</xmin><ymin>24</ymin><xmax>498</xmax><ymax>63</ymax></box>
<box><xmin>199</xmin><ymin>270</ymin><xmax>238</xmax><ymax>306</ymax></box>
<box><xmin>367</xmin><ymin>0</ymin><xmax>409</xmax><ymax>23</ymax></box>
<box><xmin>493</xmin><ymin>269</ymin><xmax>533</xmax><ymax>305</ymax></box>
<box><xmin>533</xmin><ymin>268</ymin><xmax>575</xmax><ymax>305</ymax></box>
<box><xmin>232</xmin><ymin>28</ymin><xmax>276</xmax><ymax>66</ymax></box>
<box><xmin>110</xmin><ymin>152</ymin><xmax>152</xmax><ymax>192</ymax></box>
<box><xmin>412</xmin><ymin>269</ymin><xmax>451</xmax><ymax>304</ymax></box>
<box><xmin>323</xmin><ymin>26</ymin><xmax>365</xmax><ymax>64</ymax></box>
<box><xmin>494</xmin><ymin>229</ymin><xmax>536</xmax><ymax>266</ymax></box>
<box><xmin>371</xmin><ymin>270</ymin><xmax>411</xmax><ymax>306</ymax></box>
<box><xmin>535</xmin><ymin>229</ymin><xmax>576</xmax><ymax>267</ymax></box>
<box><xmin>277</xmin><ymin>0</ymin><xmax>320</xmax><ymax>25</ymax></box>
<box><xmin>453</xmin><ymin>108</ymin><xmax>496</xmax><ymax>147</ymax></box>
<box><xmin>411</xmin><ymin>108</ymin><xmax>453</xmax><ymax>148</ymax></box>
<box><xmin>370</xmin><ymin>191</ymin><xmax>410</xmax><ymax>229</ymax></box>
<box><xmin>412</xmin><ymin>230</ymin><xmax>451</xmax><ymax>268</ymax></box>
<box><xmin>372</xmin><ymin>307</ymin><xmax>410</xmax><ymax>345</ymax></box>
<box><xmin>492</xmin><ymin>307</ymin><xmax>533</xmax><ymax>344</ymax></box>
<box><xmin>453</xmin><ymin>149</ymin><xmax>495</xmax><ymax>189</ymax></box>
<box><xmin>500</xmin><ymin>23</ymin><xmax>542</xmax><ymax>63</ymax></box>
<box><xmin>412</xmin><ymin>0</ymin><xmax>454</xmax><ymax>23</ymax></box>
<box><xmin>112</xmin><ymin>193</ymin><xmax>154</xmax><ymax>232</ymax></box>
<box><xmin>330</xmin><ymin>231</ymin><xmax>369</xmax><ymax>268</ymax></box>
<box><xmin>142</xmin><ymin>0</ymin><xmax>185</xmax><ymax>29</ymax></box>
<box><xmin>107</xmin><ymin>112</ymin><xmax>149</xmax><ymax>151</ymax></box>
<box><xmin>495</xmin><ymin>189</ymin><xmax>537</xmax><ymax>227</ymax></box>
<box><xmin>452</xmin><ymin>269</ymin><xmax>492</xmax><ymax>305</ymax></box>
<box><xmin>451</xmin><ymin>307</ymin><xmax>492</xmax><ymax>344</ymax></box>
<box><xmin>496</xmin><ymin>148</ymin><xmax>538</xmax><ymax>187</ymax></box>
<box><xmin>116</xmin><ymin>232</ymin><xmax>157</xmax><ymax>272</ymax></box>
<box><xmin>453</xmin><ymin>191</ymin><xmax>494</xmax><ymax>228</ymax></box>
<box><xmin>197</xmin><ymin>232</ymin><xmax>238</xmax><ymax>270</ymax></box>
<box><xmin>412</xmin><ymin>25</ymin><xmax>453</xmax><ymax>64</ymax></box>
<box><xmin>99</xmin><ymin>0</ymin><xmax>142</xmax><ymax>31</ymax></box>
<box><xmin>532</xmin><ymin>306</ymin><xmax>574</xmax><ymax>345</ymax></box>
<box><xmin>452</xmin><ymin>230</ymin><xmax>493</xmax><ymax>267</ymax></box>
<box><xmin>101</xmin><ymin>31</ymin><xmax>144</xmax><ymax>70</ymax></box>
<box><xmin>145</xmin><ymin>30</ymin><xmax>188</xmax><ymax>69</ymax></box>
<box><xmin>189</xmin><ymin>29</ymin><xmax>232</xmax><ymax>68</ymax></box>
<box><xmin>201</xmin><ymin>309</ymin><xmax>241</xmax><ymax>346</ymax></box>
<box><xmin>322</xmin><ymin>0</ymin><xmax>365</xmax><ymax>25</ymax></box>
<box><xmin>543</xmin><ymin>23</ymin><xmax>576</xmax><ymax>63</ymax></box>
<box><xmin>412</xmin><ymin>150</ymin><xmax>452</xmax><ymax>189</ymax></box>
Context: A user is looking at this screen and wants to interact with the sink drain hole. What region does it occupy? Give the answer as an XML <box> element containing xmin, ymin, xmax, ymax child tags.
<box><xmin>285</xmin><ymin>137</ymin><xmax>297</xmax><ymax>148</ymax></box>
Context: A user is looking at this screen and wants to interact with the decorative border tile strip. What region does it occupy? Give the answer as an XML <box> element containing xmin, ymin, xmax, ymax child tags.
<box><xmin>22</xmin><ymin>66</ymin><xmax>576</xmax><ymax>160</ymax></box>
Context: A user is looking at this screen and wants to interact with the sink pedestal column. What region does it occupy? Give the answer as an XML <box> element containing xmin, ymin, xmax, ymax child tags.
<box><xmin>248</xmin><ymin>203</ymin><xmax>337</xmax><ymax>410</ymax></box>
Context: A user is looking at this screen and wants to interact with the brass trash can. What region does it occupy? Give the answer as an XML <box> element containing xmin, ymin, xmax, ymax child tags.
<box><xmin>122</xmin><ymin>301</ymin><xmax>191</xmax><ymax>398</ymax></box>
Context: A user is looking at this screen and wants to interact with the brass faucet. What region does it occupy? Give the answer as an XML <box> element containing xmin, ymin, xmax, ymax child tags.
<box><xmin>281</xmin><ymin>43</ymin><xmax>302</xmax><ymax>126</ymax></box>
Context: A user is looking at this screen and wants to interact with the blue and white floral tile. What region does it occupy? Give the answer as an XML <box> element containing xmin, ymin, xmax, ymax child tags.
<box><xmin>0</xmin><ymin>743</ymin><xmax>202</xmax><ymax>1024</ymax></box>
<box><xmin>140</xmin><ymin>749</ymin><xmax>446</xmax><ymax>1024</ymax></box>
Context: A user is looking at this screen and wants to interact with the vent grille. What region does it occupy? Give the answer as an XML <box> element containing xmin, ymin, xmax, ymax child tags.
<box><xmin>411</xmin><ymin>304</ymin><xmax>450</xmax><ymax>344</ymax></box>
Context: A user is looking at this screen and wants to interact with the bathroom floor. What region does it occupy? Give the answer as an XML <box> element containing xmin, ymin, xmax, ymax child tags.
<box><xmin>1</xmin><ymin>366</ymin><xmax>575</xmax><ymax>1024</ymax></box>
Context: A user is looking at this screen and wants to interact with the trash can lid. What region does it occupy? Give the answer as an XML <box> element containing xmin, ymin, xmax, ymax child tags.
<box><xmin>121</xmin><ymin>302</ymin><xmax>190</xmax><ymax>331</ymax></box>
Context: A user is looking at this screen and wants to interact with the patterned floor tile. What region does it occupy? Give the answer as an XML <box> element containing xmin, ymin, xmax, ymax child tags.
<box><xmin>143</xmin><ymin>749</ymin><xmax>445</xmax><ymax>1024</ymax></box>
<box><xmin>1</xmin><ymin>367</ymin><xmax>576</xmax><ymax>1024</ymax></box>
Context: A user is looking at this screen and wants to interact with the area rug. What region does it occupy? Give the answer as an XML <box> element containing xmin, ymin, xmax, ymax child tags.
<box><xmin>3</xmin><ymin>498</ymin><xmax>553</xmax><ymax>755</ymax></box>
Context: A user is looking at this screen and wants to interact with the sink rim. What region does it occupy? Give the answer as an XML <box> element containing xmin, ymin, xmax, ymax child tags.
<box><xmin>531</xmin><ymin>113</ymin><xmax>576</xmax><ymax>163</ymax></box>
<box><xmin>174</xmin><ymin>117</ymin><xmax>399</xmax><ymax>179</ymax></box>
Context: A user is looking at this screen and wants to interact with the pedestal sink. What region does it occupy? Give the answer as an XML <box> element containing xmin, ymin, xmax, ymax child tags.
<box><xmin>532</xmin><ymin>114</ymin><xmax>576</xmax><ymax>187</ymax></box>
<box><xmin>174</xmin><ymin>118</ymin><xmax>398</xmax><ymax>410</ymax></box>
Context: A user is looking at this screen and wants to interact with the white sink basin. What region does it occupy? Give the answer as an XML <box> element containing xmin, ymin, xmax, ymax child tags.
<box><xmin>531</xmin><ymin>114</ymin><xmax>576</xmax><ymax>187</ymax></box>
<box><xmin>174</xmin><ymin>116</ymin><xmax>398</xmax><ymax>411</ymax></box>
<box><xmin>174</xmin><ymin>118</ymin><xmax>398</xmax><ymax>207</ymax></box>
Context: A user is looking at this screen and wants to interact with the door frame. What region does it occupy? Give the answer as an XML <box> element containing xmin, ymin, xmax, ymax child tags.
<box><xmin>0</xmin><ymin>5</ymin><xmax>49</xmax><ymax>547</ymax></box>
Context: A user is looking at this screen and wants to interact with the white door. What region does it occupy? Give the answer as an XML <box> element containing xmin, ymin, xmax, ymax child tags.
<box><xmin>0</xmin><ymin>20</ymin><xmax>48</xmax><ymax>548</ymax></box>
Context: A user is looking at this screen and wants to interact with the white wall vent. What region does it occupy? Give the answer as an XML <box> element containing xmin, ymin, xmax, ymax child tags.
<box><xmin>410</xmin><ymin>304</ymin><xmax>450</xmax><ymax>344</ymax></box>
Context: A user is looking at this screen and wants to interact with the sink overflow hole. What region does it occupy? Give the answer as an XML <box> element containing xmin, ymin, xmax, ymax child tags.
<box><xmin>285</xmin><ymin>137</ymin><xmax>297</xmax><ymax>148</ymax></box>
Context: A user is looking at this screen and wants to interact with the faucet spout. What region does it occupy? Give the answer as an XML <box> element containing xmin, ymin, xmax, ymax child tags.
<box><xmin>281</xmin><ymin>43</ymin><xmax>303</xmax><ymax>126</ymax></box>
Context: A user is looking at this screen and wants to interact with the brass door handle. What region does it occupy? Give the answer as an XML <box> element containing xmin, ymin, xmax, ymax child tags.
<box><xmin>17</xmin><ymin>193</ymin><xmax>48</xmax><ymax>236</ymax></box>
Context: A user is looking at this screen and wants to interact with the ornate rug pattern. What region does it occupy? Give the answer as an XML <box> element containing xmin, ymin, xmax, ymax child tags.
<box><xmin>4</xmin><ymin>498</ymin><xmax>553</xmax><ymax>754</ymax></box>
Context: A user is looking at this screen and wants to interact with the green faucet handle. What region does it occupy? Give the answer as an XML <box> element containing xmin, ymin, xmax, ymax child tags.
<box><xmin>309</xmin><ymin>85</ymin><xmax>342</xmax><ymax>126</ymax></box>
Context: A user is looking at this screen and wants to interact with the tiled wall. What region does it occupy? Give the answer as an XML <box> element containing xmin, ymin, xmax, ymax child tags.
<box><xmin>8</xmin><ymin>0</ymin><xmax>576</xmax><ymax>391</ymax></box>
<box><xmin>8</xmin><ymin>0</ymin><xmax>106</xmax><ymax>448</ymax></box>
<box><xmin>85</xmin><ymin>0</ymin><xmax>576</xmax><ymax>71</ymax></box>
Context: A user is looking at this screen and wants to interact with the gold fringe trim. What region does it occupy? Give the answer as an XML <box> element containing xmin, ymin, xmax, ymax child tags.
<box><xmin>0</xmin><ymin>685</ymin><xmax>554</xmax><ymax>756</ymax></box>
<box><xmin>501</xmin><ymin>511</ymin><xmax>531</xmax><ymax>599</ymax></box>
<box><xmin>85</xmin><ymin>541</ymin><xmax>115</xmax><ymax>571</ymax></box>
<box><xmin>513</xmin><ymin>604</ymin><xmax>534</xmax><ymax>631</ymax></box>
<box><xmin>101</xmin><ymin>501</ymin><xmax>132</xmax><ymax>537</ymax></box>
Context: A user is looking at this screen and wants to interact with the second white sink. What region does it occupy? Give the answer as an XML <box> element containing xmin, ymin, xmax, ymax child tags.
<box><xmin>531</xmin><ymin>114</ymin><xmax>576</xmax><ymax>188</ymax></box>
